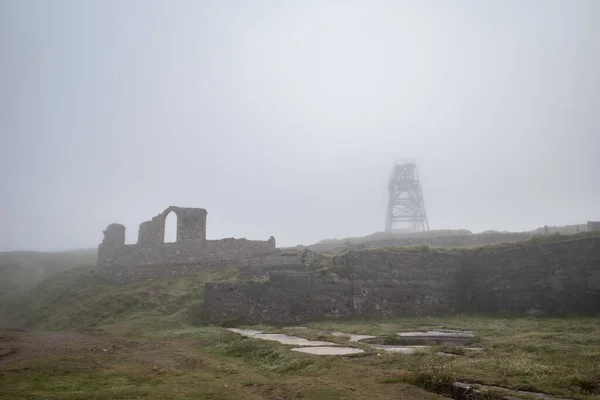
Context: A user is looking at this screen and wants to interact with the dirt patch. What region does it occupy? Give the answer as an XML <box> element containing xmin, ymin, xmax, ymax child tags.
<box><xmin>0</xmin><ymin>327</ymin><xmax>172</xmax><ymax>366</ymax></box>
<box><xmin>0</xmin><ymin>329</ymin><xmax>20</xmax><ymax>359</ymax></box>
<box><xmin>244</xmin><ymin>382</ymin><xmax>295</xmax><ymax>400</ymax></box>
<box><xmin>0</xmin><ymin>328</ymin><xmax>115</xmax><ymax>365</ymax></box>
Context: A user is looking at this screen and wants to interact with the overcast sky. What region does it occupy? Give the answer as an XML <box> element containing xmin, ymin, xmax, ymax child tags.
<box><xmin>1</xmin><ymin>0</ymin><xmax>599</xmax><ymax>251</ymax></box>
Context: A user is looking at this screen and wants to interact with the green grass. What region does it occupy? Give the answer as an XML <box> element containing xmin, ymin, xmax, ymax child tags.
<box><xmin>0</xmin><ymin>327</ymin><xmax>436</xmax><ymax>400</ymax></box>
<box><xmin>2</xmin><ymin>316</ymin><xmax>600</xmax><ymax>399</ymax></box>
<box><xmin>303</xmin><ymin>316</ymin><xmax>600</xmax><ymax>399</ymax></box>
<box><xmin>0</xmin><ymin>264</ymin><xmax>45</xmax><ymax>296</ymax></box>
<box><xmin>157</xmin><ymin>316</ymin><xmax>600</xmax><ymax>399</ymax></box>
<box><xmin>0</xmin><ymin>265</ymin><xmax>239</xmax><ymax>330</ymax></box>
<box><xmin>2</xmin><ymin>251</ymin><xmax>600</xmax><ymax>399</ymax></box>
<box><xmin>357</xmin><ymin>231</ymin><xmax>600</xmax><ymax>255</ymax></box>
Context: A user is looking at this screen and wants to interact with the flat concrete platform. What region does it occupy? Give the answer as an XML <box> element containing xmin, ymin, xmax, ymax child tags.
<box><xmin>291</xmin><ymin>346</ymin><xmax>364</xmax><ymax>355</ymax></box>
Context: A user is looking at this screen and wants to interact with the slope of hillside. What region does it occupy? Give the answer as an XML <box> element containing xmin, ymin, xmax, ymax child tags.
<box><xmin>0</xmin><ymin>264</ymin><xmax>45</xmax><ymax>296</ymax></box>
<box><xmin>0</xmin><ymin>265</ymin><xmax>238</xmax><ymax>331</ymax></box>
<box><xmin>0</xmin><ymin>248</ymin><xmax>97</xmax><ymax>278</ymax></box>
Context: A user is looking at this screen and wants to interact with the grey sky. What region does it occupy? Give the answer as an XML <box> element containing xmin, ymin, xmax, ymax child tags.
<box><xmin>1</xmin><ymin>0</ymin><xmax>599</xmax><ymax>251</ymax></box>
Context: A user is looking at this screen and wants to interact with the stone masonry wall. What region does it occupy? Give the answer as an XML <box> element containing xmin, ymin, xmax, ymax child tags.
<box><xmin>237</xmin><ymin>249</ymin><xmax>317</xmax><ymax>281</ymax></box>
<box><xmin>98</xmin><ymin>238</ymin><xmax>276</xmax><ymax>268</ymax></box>
<box><xmin>204</xmin><ymin>236</ymin><xmax>600</xmax><ymax>324</ymax></box>
<box><xmin>97</xmin><ymin>258</ymin><xmax>233</xmax><ymax>284</ymax></box>
<box><xmin>137</xmin><ymin>206</ymin><xmax>207</xmax><ymax>245</ymax></box>
<box><xmin>589</xmin><ymin>221</ymin><xmax>600</xmax><ymax>232</ymax></box>
<box><xmin>460</xmin><ymin>237</ymin><xmax>600</xmax><ymax>314</ymax></box>
<box><xmin>204</xmin><ymin>274</ymin><xmax>352</xmax><ymax>325</ymax></box>
<box><xmin>96</xmin><ymin>205</ymin><xmax>277</xmax><ymax>282</ymax></box>
<box><xmin>345</xmin><ymin>250</ymin><xmax>464</xmax><ymax>317</ymax></box>
<box><xmin>97</xmin><ymin>238</ymin><xmax>276</xmax><ymax>282</ymax></box>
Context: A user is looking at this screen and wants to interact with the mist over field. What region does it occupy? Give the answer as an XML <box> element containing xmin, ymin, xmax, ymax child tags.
<box><xmin>1</xmin><ymin>0</ymin><xmax>599</xmax><ymax>251</ymax></box>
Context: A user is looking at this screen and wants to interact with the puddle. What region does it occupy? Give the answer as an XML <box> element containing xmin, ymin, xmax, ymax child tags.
<box><xmin>396</xmin><ymin>330</ymin><xmax>474</xmax><ymax>345</ymax></box>
<box><xmin>227</xmin><ymin>328</ymin><xmax>337</xmax><ymax>346</ymax></box>
<box><xmin>291</xmin><ymin>346</ymin><xmax>364</xmax><ymax>355</ymax></box>
<box><xmin>356</xmin><ymin>329</ymin><xmax>476</xmax><ymax>353</ymax></box>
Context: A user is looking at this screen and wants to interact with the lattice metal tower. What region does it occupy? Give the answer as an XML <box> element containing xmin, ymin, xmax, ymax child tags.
<box><xmin>385</xmin><ymin>160</ymin><xmax>430</xmax><ymax>233</ymax></box>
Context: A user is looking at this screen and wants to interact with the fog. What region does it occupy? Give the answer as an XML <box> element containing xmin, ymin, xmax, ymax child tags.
<box><xmin>1</xmin><ymin>0</ymin><xmax>599</xmax><ymax>251</ymax></box>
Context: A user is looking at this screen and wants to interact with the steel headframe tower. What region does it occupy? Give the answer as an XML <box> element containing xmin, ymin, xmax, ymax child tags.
<box><xmin>385</xmin><ymin>159</ymin><xmax>430</xmax><ymax>233</ymax></box>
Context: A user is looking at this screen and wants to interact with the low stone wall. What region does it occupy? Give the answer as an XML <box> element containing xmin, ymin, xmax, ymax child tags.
<box><xmin>204</xmin><ymin>236</ymin><xmax>600</xmax><ymax>324</ymax></box>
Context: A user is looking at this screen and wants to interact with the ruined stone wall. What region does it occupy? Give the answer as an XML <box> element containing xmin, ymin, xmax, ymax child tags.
<box><xmin>101</xmin><ymin>224</ymin><xmax>126</xmax><ymax>247</ymax></box>
<box><xmin>97</xmin><ymin>206</ymin><xmax>277</xmax><ymax>282</ymax></box>
<box><xmin>97</xmin><ymin>238</ymin><xmax>276</xmax><ymax>282</ymax></box>
<box><xmin>204</xmin><ymin>236</ymin><xmax>600</xmax><ymax>324</ymax></box>
<box><xmin>137</xmin><ymin>206</ymin><xmax>207</xmax><ymax>245</ymax></box>
<box><xmin>98</xmin><ymin>238</ymin><xmax>276</xmax><ymax>268</ymax></box>
<box><xmin>588</xmin><ymin>221</ymin><xmax>600</xmax><ymax>232</ymax></box>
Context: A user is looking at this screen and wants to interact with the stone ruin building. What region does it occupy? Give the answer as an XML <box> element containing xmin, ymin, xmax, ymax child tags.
<box><xmin>96</xmin><ymin>206</ymin><xmax>276</xmax><ymax>282</ymax></box>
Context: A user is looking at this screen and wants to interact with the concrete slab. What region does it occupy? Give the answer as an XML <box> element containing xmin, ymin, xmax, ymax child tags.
<box><xmin>227</xmin><ymin>328</ymin><xmax>338</xmax><ymax>346</ymax></box>
<box><xmin>399</xmin><ymin>330</ymin><xmax>474</xmax><ymax>338</ymax></box>
<box><xmin>228</xmin><ymin>328</ymin><xmax>263</xmax><ymax>336</ymax></box>
<box><xmin>370</xmin><ymin>344</ymin><xmax>429</xmax><ymax>354</ymax></box>
<box><xmin>291</xmin><ymin>346</ymin><xmax>364</xmax><ymax>355</ymax></box>
<box><xmin>329</xmin><ymin>331</ymin><xmax>378</xmax><ymax>342</ymax></box>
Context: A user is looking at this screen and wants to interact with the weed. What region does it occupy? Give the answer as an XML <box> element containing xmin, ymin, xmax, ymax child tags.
<box><xmin>397</xmin><ymin>360</ymin><xmax>456</xmax><ymax>395</ymax></box>
<box><xmin>213</xmin><ymin>335</ymin><xmax>320</xmax><ymax>374</ymax></box>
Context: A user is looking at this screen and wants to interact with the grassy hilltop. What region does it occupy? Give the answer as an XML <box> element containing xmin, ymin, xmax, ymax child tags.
<box><xmin>1</xmin><ymin>236</ymin><xmax>600</xmax><ymax>399</ymax></box>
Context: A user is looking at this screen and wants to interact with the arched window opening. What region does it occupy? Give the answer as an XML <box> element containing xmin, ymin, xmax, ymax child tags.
<box><xmin>164</xmin><ymin>211</ymin><xmax>177</xmax><ymax>243</ymax></box>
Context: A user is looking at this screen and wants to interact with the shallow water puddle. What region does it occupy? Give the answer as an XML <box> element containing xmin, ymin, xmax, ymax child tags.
<box><xmin>356</xmin><ymin>329</ymin><xmax>477</xmax><ymax>353</ymax></box>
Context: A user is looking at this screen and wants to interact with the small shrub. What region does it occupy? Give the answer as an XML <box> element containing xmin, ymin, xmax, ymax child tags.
<box><xmin>214</xmin><ymin>336</ymin><xmax>320</xmax><ymax>374</ymax></box>
<box><xmin>568</xmin><ymin>374</ymin><xmax>600</xmax><ymax>394</ymax></box>
<box><xmin>389</xmin><ymin>359</ymin><xmax>456</xmax><ymax>395</ymax></box>
<box><xmin>409</xmin><ymin>370</ymin><xmax>455</xmax><ymax>394</ymax></box>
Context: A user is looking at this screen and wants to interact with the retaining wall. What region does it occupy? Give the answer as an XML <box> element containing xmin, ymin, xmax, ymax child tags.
<box><xmin>204</xmin><ymin>236</ymin><xmax>600</xmax><ymax>324</ymax></box>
